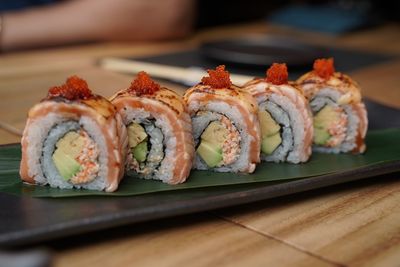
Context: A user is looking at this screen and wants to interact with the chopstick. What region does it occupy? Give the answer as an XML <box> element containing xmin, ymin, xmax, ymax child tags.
<box><xmin>0</xmin><ymin>121</ymin><xmax>23</xmax><ymax>136</ymax></box>
<box><xmin>99</xmin><ymin>57</ymin><xmax>253</xmax><ymax>86</ymax></box>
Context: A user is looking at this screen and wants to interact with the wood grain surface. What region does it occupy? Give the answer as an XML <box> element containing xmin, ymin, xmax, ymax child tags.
<box><xmin>217</xmin><ymin>175</ymin><xmax>400</xmax><ymax>267</ymax></box>
<box><xmin>0</xmin><ymin>22</ymin><xmax>399</xmax><ymax>266</ymax></box>
<box><xmin>53</xmin><ymin>214</ymin><xmax>335</xmax><ymax>267</ymax></box>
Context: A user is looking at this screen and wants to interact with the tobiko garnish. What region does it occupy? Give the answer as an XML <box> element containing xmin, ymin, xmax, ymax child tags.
<box><xmin>48</xmin><ymin>76</ymin><xmax>93</xmax><ymax>100</ymax></box>
<box><xmin>201</xmin><ymin>65</ymin><xmax>232</xmax><ymax>89</ymax></box>
<box><xmin>128</xmin><ymin>71</ymin><xmax>161</xmax><ymax>96</ymax></box>
<box><xmin>266</xmin><ymin>63</ymin><xmax>288</xmax><ymax>85</ymax></box>
<box><xmin>313</xmin><ymin>58</ymin><xmax>335</xmax><ymax>79</ymax></box>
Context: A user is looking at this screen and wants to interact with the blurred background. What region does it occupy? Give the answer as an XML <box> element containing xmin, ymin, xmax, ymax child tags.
<box><xmin>0</xmin><ymin>0</ymin><xmax>399</xmax><ymax>140</ymax></box>
<box><xmin>0</xmin><ymin>0</ymin><xmax>399</xmax><ymax>51</ymax></box>
<box><xmin>0</xmin><ymin>1</ymin><xmax>400</xmax><ymax>266</ymax></box>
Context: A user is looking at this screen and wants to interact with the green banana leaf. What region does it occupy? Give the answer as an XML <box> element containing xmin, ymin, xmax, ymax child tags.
<box><xmin>0</xmin><ymin>128</ymin><xmax>399</xmax><ymax>198</ymax></box>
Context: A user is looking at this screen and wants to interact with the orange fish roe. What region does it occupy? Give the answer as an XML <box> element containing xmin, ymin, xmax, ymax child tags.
<box><xmin>313</xmin><ymin>58</ymin><xmax>335</xmax><ymax>79</ymax></box>
<box><xmin>128</xmin><ymin>71</ymin><xmax>161</xmax><ymax>96</ymax></box>
<box><xmin>266</xmin><ymin>63</ymin><xmax>288</xmax><ymax>85</ymax></box>
<box><xmin>201</xmin><ymin>65</ymin><xmax>232</xmax><ymax>89</ymax></box>
<box><xmin>48</xmin><ymin>76</ymin><xmax>93</xmax><ymax>100</ymax></box>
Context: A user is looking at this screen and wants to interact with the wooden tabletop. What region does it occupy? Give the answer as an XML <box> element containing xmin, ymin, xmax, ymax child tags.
<box><xmin>1</xmin><ymin>22</ymin><xmax>399</xmax><ymax>266</ymax></box>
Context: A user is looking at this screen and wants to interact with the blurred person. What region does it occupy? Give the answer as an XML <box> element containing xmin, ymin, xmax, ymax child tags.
<box><xmin>0</xmin><ymin>0</ymin><xmax>195</xmax><ymax>51</ymax></box>
<box><xmin>1</xmin><ymin>0</ymin><xmax>396</xmax><ymax>52</ymax></box>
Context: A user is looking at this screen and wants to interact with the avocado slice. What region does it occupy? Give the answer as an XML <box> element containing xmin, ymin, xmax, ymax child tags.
<box><xmin>197</xmin><ymin>141</ymin><xmax>223</xmax><ymax>168</ymax></box>
<box><xmin>201</xmin><ymin>121</ymin><xmax>229</xmax><ymax>145</ymax></box>
<box><xmin>56</xmin><ymin>131</ymin><xmax>85</xmax><ymax>159</ymax></box>
<box><xmin>128</xmin><ymin>123</ymin><xmax>148</xmax><ymax>148</ymax></box>
<box><xmin>259</xmin><ymin>109</ymin><xmax>280</xmax><ymax>138</ymax></box>
<box><xmin>52</xmin><ymin>149</ymin><xmax>81</xmax><ymax>180</ymax></box>
<box><xmin>313</xmin><ymin>106</ymin><xmax>339</xmax><ymax>145</ymax></box>
<box><xmin>313</xmin><ymin>128</ymin><xmax>331</xmax><ymax>145</ymax></box>
<box><xmin>52</xmin><ymin>131</ymin><xmax>84</xmax><ymax>181</ymax></box>
<box><xmin>197</xmin><ymin>121</ymin><xmax>227</xmax><ymax>167</ymax></box>
<box><xmin>314</xmin><ymin>105</ymin><xmax>337</xmax><ymax>128</ymax></box>
<box><xmin>132</xmin><ymin>140</ymin><xmax>148</xmax><ymax>162</ymax></box>
<box><xmin>261</xmin><ymin>133</ymin><xmax>282</xmax><ymax>155</ymax></box>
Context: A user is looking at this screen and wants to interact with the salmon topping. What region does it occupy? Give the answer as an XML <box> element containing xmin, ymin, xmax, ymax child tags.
<box><xmin>201</xmin><ymin>65</ymin><xmax>232</xmax><ymax>89</ymax></box>
<box><xmin>266</xmin><ymin>63</ymin><xmax>288</xmax><ymax>85</ymax></box>
<box><xmin>48</xmin><ymin>76</ymin><xmax>93</xmax><ymax>100</ymax></box>
<box><xmin>128</xmin><ymin>71</ymin><xmax>161</xmax><ymax>96</ymax></box>
<box><xmin>313</xmin><ymin>58</ymin><xmax>335</xmax><ymax>79</ymax></box>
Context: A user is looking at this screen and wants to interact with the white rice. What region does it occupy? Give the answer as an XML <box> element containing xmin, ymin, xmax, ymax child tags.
<box><xmin>25</xmin><ymin>113</ymin><xmax>109</xmax><ymax>190</ymax></box>
<box><xmin>117</xmin><ymin>106</ymin><xmax>178</xmax><ymax>183</ymax></box>
<box><xmin>188</xmin><ymin>100</ymin><xmax>256</xmax><ymax>173</ymax></box>
<box><xmin>252</xmin><ymin>94</ymin><xmax>309</xmax><ymax>164</ymax></box>
<box><xmin>310</xmin><ymin>88</ymin><xmax>359</xmax><ymax>153</ymax></box>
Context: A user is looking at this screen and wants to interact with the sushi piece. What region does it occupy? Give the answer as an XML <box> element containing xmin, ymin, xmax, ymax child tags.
<box><xmin>20</xmin><ymin>76</ymin><xmax>128</xmax><ymax>192</ymax></box>
<box><xmin>243</xmin><ymin>63</ymin><xmax>313</xmax><ymax>163</ymax></box>
<box><xmin>297</xmin><ymin>58</ymin><xmax>368</xmax><ymax>153</ymax></box>
<box><xmin>110</xmin><ymin>72</ymin><xmax>194</xmax><ymax>184</ymax></box>
<box><xmin>184</xmin><ymin>65</ymin><xmax>261</xmax><ymax>173</ymax></box>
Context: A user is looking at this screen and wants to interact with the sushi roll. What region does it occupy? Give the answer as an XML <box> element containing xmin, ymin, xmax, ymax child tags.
<box><xmin>243</xmin><ymin>63</ymin><xmax>313</xmax><ymax>163</ymax></box>
<box><xmin>297</xmin><ymin>58</ymin><xmax>368</xmax><ymax>153</ymax></box>
<box><xmin>20</xmin><ymin>76</ymin><xmax>128</xmax><ymax>192</ymax></box>
<box><xmin>110</xmin><ymin>72</ymin><xmax>194</xmax><ymax>184</ymax></box>
<box><xmin>184</xmin><ymin>65</ymin><xmax>261</xmax><ymax>173</ymax></box>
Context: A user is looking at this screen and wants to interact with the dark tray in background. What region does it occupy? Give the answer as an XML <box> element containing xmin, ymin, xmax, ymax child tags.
<box><xmin>135</xmin><ymin>36</ymin><xmax>394</xmax><ymax>79</ymax></box>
